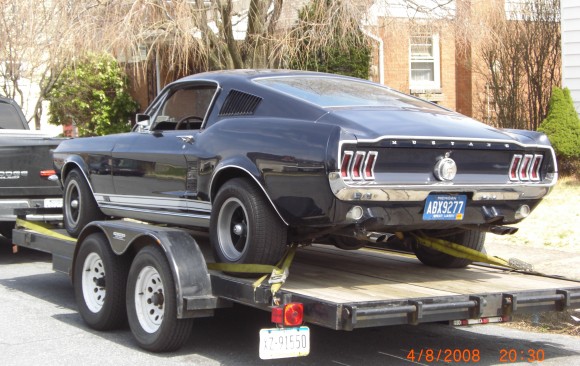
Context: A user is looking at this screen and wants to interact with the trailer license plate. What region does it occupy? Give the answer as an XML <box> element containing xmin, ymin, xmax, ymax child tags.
<box><xmin>259</xmin><ymin>326</ymin><xmax>310</xmax><ymax>360</ymax></box>
<box><xmin>423</xmin><ymin>195</ymin><xmax>466</xmax><ymax>221</ymax></box>
<box><xmin>44</xmin><ymin>198</ymin><xmax>63</xmax><ymax>208</ymax></box>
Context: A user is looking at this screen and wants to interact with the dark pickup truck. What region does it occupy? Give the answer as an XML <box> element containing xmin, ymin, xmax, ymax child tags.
<box><xmin>0</xmin><ymin>97</ymin><xmax>63</xmax><ymax>238</ymax></box>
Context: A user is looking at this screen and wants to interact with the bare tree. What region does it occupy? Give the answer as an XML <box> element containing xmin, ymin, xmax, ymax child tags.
<box><xmin>83</xmin><ymin>0</ymin><xmax>373</xmax><ymax>78</ymax></box>
<box><xmin>0</xmin><ymin>1</ymin><xmax>93</xmax><ymax>129</ymax></box>
<box><xmin>473</xmin><ymin>0</ymin><xmax>561</xmax><ymax>130</ymax></box>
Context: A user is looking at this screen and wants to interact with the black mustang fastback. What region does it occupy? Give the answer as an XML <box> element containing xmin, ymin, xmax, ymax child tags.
<box><xmin>53</xmin><ymin>70</ymin><xmax>557</xmax><ymax>268</ymax></box>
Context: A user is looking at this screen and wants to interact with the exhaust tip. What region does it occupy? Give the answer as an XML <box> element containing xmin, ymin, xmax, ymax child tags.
<box><xmin>515</xmin><ymin>205</ymin><xmax>531</xmax><ymax>220</ymax></box>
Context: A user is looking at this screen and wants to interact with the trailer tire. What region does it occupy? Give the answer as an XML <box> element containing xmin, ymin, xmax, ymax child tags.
<box><xmin>211</xmin><ymin>178</ymin><xmax>287</xmax><ymax>266</ymax></box>
<box><xmin>64</xmin><ymin>169</ymin><xmax>105</xmax><ymax>238</ymax></box>
<box><xmin>74</xmin><ymin>233</ymin><xmax>129</xmax><ymax>330</ymax></box>
<box><xmin>0</xmin><ymin>222</ymin><xmax>13</xmax><ymax>239</ymax></box>
<box><xmin>126</xmin><ymin>245</ymin><xmax>193</xmax><ymax>352</ymax></box>
<box><xmin>412</xmin><ymin>230</ymin><xmax>486</xmax><ymax>268</ymax></box>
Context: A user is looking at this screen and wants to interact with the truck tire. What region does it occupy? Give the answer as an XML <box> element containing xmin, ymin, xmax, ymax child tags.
<box><xmin>64</xmin><ymin>169</ymin><xmax>105</xmax><ymax>238</ymax></box>
<box><xmin>126</xmin><ymin>245</ymin><xmax>193</xmax><ymax>352</ymax></box>
<box><xmin>74</xmin><ymin>233</ymin><xmax>129</xmax><ymax>330</ymax></box>
<box><xmin>412</xmin><ymin>230</ymin><xmax>486</xmax><ymax>268</ymax></box>
<box><xmin>210</xmin><ymin>178</ymin><xmax>287</xmax><ymax>265</ymax></box>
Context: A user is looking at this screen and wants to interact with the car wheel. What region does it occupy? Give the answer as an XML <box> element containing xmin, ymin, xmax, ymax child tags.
<box><xmin>412</xmin><ymin>229</ymin><xmax>486</xmax><ymax>268</ymax></box>
<box><xmin>74</xmin><ymin>233</ymin><xmax>129</xmax><ymax>330</ymax></box>
<box><xmin>126</xmin><ymin>245</ymin><xmax>193</xmax><ymax>352</ymax></box>
<box><xmin>210</xmin><ymin>178</ymin><xmax>287</xmax><ymax>265</ymax></box>
<box><xmin>64</xmin><ymin>169</ymin><xmax>104</xmax><ymax>237</ymax></box>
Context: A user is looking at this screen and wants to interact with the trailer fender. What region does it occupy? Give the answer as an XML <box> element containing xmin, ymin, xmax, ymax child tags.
<box><xmin>76</xmin><ymin>220</ymin><xmax>219</xmax><ymax>318</ymax></box>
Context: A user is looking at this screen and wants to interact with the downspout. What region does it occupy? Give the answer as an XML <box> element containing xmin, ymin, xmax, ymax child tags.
<box><xmin>155</xmin><ymin>51</ymin><xmax>161</xmax><ymax>95</ymax></box>
<box><xmin>361</xmin><ymin>28</ymin><xmax>384</xmax><ymax>85</ymax></box>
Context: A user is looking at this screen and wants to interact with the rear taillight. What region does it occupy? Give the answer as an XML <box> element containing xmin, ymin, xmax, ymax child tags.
<box><xmin>529</xmin><ymin>155</ymin><xmax>543</xmax><ymax>181</ymax></box>
<box><xmin>509</xmin><ymin>154</ymin><xmax>543</xmax><ymax>182</ymax></box>
<box><xmin>364</xmin><ymin>152</ymin><xmax>377</xmax><ymax>180</ymax></box>
<box><xmin>271</xmin><ymin>303</ymin><xmax>304</xmax><ymax>327</ymax></box>
<box><xmin>518</xmin><ymin>154</ymin><xmax>533</xmax><ymax>181</ymax></box>
<box><xmin>340</xmin><ymin>151</ymin><xmax>353</xmax><ymax>178</ymax></box>
<box><xmin>341</xmin><ymin>150</ymin><xmax>378</xmax><ymax>181</ymax></box>
<box><xmin>40</xmin><ymin>169</ymin><xmax>56</xmax><ymax>178</ymax></box>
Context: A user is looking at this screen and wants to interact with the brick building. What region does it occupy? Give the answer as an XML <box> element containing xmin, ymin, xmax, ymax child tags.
<box><xmin>364</xmin><ymin>0</ymin><xmax>501</xmax><ymax>120</ymax></box>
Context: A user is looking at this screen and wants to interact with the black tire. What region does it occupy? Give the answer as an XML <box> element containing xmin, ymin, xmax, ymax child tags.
<box><xmin>412</xmin><ymin>230</ymin><xmax>486</xmax><ymax>268</ymax></box>
<box><xmin>0</xmin><ymin>222</ymin><xmax>14</xmax><ymax>239</ymax></box>
<box><xmin>74</xmin><ymin>233</ymin><xmax>129</xmax><ymax>330</ymax></box>
<box><xmin>64</xmin><ymin>169</ymin><xmax>105</xmax><ymax>238</ymax></box>
<box><xmin>331</xmin><ymin>236</ymin><xmax>366</xmax><ymax>250</ymax></box>
<box><xmin>126</xmin><ymin>245</ymin><xmax>193</xmax><ymax>352</ymax></box>
<box><xmin>210</xmin><ymin>178</ymin><xmax>287</xmax><ymax>265</ymax></box>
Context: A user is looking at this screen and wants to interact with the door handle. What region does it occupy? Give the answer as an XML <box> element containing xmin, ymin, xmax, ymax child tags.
<box><xmin>177</xmin><ymin>135</ymin><xmax>195</xmax><ymax>144</ymax></box>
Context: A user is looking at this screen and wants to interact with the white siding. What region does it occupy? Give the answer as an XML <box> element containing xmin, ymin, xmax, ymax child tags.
<box><xmin>562</xmin><ymin>0</ymin><xmax>580</xmax><ymax>117</ymax></box>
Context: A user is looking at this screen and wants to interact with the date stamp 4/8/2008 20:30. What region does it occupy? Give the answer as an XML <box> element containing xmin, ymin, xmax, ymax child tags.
<box><xmin>406</xmin><ymin>348</ymin><xmax>546</xmax><ymax>363</ymax></box>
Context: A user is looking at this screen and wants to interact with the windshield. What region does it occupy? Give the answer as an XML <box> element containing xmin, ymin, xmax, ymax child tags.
<box><xmin>255</xmin><ymin>76</ymin><xmax>443</xmax><ymax>111</ymax></box>
<box><xmin>0</xmin><ymin>102</ymin><xmax>26</xmax><ymax>129</ymax></box>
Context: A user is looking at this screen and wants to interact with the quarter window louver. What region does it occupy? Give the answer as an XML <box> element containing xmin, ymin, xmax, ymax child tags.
<box><xmin>219</xmin><ymin>90</ymin><xmax>262</xmax><ymax>116</ymax></box>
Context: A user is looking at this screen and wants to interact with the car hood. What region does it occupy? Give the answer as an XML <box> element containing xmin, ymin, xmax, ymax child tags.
<box><xmin>317</xmin><ymin>107</ymin><xmax>522</xmax><ymax>143</ymax></box>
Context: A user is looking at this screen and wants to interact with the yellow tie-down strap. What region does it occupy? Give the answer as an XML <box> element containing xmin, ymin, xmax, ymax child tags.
<box><xmin>409</xmin><ymin>233</ymin><xmax>534</xmax><ymax>272</ymax></box>
<box><xmin>15</xmin><ymin>218</ymin><xmax>77</xmax><ymax>242</ymax></box>
<box><xmin>207</xmin><ymin>244</ymin><xmax>299</xmax><ymax>296</ymax></box>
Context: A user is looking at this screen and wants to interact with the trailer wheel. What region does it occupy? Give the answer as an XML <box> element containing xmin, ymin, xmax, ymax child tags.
<box><xmin>126</xmin><ymin>245</ymin><xmax>193</xmax><ymax>352</ymax></box>
<box><xmin>64</xmin><ymin>169</ymin><xmax>104</xmax><ymax>238</ymax></box>
<box><xmin>211</xmin><ymin>178</ymin><xmax>287</xmax><ymax>265</ymax></box>
<box><xmin>0</xmin><ymin>222</ymin><xmax>14</xmax><ymax>239</ymax></box>
<box><xmin>412</xmin><ymin>229</ymin><xmax>486</xmax><ymax>268</ymax></box>
<box><xmin>74</xmin><ymin>233</ymin><xmax>128</xmax><ymax>330</ymax></box>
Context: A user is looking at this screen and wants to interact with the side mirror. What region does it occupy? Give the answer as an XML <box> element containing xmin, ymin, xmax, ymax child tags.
<box><xmin>134</xmin><ymin>114</ymin><xmax>150</xmax><ymax>132</ymax></box>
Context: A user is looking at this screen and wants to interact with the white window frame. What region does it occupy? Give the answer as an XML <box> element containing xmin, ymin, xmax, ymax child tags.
<box><xmin>409</xmin><ymin>34</ymin><xmax>441</xmax><ymax>91</ymax></box>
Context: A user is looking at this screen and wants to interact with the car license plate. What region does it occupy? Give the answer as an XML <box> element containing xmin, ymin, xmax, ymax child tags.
<box><xmin>259</xmin><ymin>326</ymin><xmax>310</xmax><ymax>360</ymax></box>
<box><xmin>423</xmin><ymin>195</ymin><xmax>466</xmax><ymax>221</ymax></box>
<box><xmin>44</xmin><ymin>198</ymin><xmax>63</xmax><ymax>208</ymax></box>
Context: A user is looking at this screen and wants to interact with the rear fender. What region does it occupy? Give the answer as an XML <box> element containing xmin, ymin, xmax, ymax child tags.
<box><xmin>209</xmin><ymin>159</ymin><xmax>289</xmax><ymax>226</ymax></box>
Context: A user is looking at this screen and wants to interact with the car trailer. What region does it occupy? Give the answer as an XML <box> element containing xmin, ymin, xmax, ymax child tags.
<box><xmin>11</xmin><ymin>210</ymin><xmax>580</xmax><ymax>360</ymax></box>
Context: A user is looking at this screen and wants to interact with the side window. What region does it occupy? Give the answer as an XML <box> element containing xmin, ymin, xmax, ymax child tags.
<box><xmin>152</xmin><ymin>85</ymin><xmax>217</xmax><ymax>130</ymax></box>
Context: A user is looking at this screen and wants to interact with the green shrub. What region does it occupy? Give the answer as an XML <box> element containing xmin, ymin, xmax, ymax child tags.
<box><xmin>47</xmin><ymin>53</ymin><xmax>139</xmax><ymax>137</ymax></box>
<box><xmin>538</xmin><ymin>87</ymin><xmax>580</xmax><ymax>177</ymax></box>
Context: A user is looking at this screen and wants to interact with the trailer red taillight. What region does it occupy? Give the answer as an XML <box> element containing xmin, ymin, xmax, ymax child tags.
<box><xmin>271</xmin><ymin>303</ymin><xmax>304</xmax><ymax>327</ymax></box>
<box><xmin>341</xmin><ymin>150</ymin><xmax>378</xmax><ymax>181</ymax></box>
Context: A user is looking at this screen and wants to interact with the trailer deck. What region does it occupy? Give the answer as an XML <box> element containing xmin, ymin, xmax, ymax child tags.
<box><xmin>210</xmin><ymin>244</ymin><xmax>580</xmax><ymax>330</ymax></box>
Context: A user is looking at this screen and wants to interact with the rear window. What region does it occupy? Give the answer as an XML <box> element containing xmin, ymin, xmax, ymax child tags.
<box><xmin>0</xmin><ymin>102</ymin><xmax>26</xmax><ymax>129</ymax></box>
<box><xmin>255</xmin><ymin>76</ymin><xmax>443</xmax><ymax>111</ymax></box>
